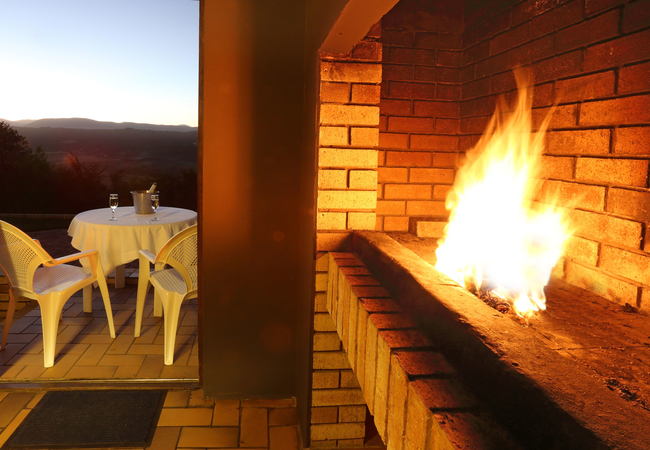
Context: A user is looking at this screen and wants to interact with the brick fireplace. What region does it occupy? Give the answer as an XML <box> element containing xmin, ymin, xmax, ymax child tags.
<box><xmin>311</xmin><ymin>0</ymin><xmax>650</xmax><ymax>447</ymax></box>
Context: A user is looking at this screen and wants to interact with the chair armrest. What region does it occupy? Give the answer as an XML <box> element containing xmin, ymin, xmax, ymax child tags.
<box><xmin>139</xmin><ymin>249</ymin><xmax>157</xmax><ymax>263</ymax></box>
<box><xmin>33</xmin><ymin>239</ymin><xmax>41</xmax><ymax>247</ymax></box>
<box><xmin>44</xmin><ymin>250</ymin><xmax>99</xmax><ymax>266</ymax></box>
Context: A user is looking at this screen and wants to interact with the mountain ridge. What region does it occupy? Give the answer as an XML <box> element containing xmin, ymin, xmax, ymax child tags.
<box><xmin>1</xmin><ymin>117</ymin><xmax>198</xmax><ymax>132</ymax></box>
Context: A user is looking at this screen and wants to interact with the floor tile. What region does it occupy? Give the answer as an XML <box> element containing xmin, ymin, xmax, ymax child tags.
<box><xmin>240</xmin><ymin>407</ymin><xmax>268</xmax><ymax>447</ymax></box>
<box><xmin>270</xmin><ymin>425</ymin><xmax>301</xmax><ymax>450</ymax></box>
<box><xmin>212</xmin><ymin>400</ymin><xmax>240</xmax><ymax>427</ymax></box>
<box><xmin>158</xmin><ymin>408</ymin><xmax>213</xmax><ymax>427</ymax></box>
<box><xmin>164</xmin><ymin>390</ymin><xmax>191</xmax><ymax>408</ymax></box>
<box><xmin>177</xmin><ymin>427</ymin><xmax>239</xmax><ymax>448</ymax></box>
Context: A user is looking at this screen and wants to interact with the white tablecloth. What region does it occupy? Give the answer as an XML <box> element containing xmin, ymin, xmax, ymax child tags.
<box><xmin>68</xmin><ymin>206</ymin><xmax>197</xmax><ymax>275</ymax></box>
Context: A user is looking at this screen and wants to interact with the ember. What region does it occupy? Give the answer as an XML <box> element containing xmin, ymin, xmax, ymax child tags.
<box><xmin>435</xmin><ymin>72</ymin><xmax>572</xmax><ymax>318</ymax></box>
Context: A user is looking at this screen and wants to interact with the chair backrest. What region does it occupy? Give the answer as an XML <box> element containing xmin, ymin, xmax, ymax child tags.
<box><xmin>0</xmin><ymin>221</ymin><xmax>52</xmax><ymax>292</ymax></box>
<box><xmin>156</xmin><ymin>225</ymin><xmax>198</xmax><ymax>295</ymax></box>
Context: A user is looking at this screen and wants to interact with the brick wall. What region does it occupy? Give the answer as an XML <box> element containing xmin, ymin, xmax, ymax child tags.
<box><xmin>460</xmin><ymin>0</ymin><xmax>650</xmax><ymax>309</ymax></box>
<box><xmin>311</xmin><ymin>253</ymin><xmax>367</xmax><ymax>447</ymax></box>
<box><xmin>376</xmin><ymin>0</ymin><xmax>464</xmax><ymax>233</ymax></box>
<box><xmin>316</xmin><ymin>25</ymin><xmax>383</xmax><ymax>252</ymax></box>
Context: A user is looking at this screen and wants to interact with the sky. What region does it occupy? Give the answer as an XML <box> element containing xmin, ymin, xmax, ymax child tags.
<box><xmin>0</xmin><ymin>0</ymin><xmax>199</xmax><ymax>127</ymax></box>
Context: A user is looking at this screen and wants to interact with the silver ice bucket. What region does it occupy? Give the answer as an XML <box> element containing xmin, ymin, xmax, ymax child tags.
<box><xmin>131</xmin><ymin>190</ymin><xmax>154</xmax><ymax>214</ymax></box>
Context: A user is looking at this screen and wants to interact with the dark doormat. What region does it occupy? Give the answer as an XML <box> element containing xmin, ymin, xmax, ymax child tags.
<box><xmin>3</xmin><ymin>389</ymin><xmax>167</xmax><ymax>449</ymax></box>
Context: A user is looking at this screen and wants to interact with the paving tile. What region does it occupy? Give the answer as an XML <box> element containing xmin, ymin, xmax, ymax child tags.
<box><xmin>270</xmin><ymin>425</ymin><xmax>301</xmax><ymax>450</ymax></box>
<box><xmin>187</xmin><ymin>355</ymin><xmax>199</xmax><ymax>367</ymax></box>
<box><xmin>113</xmin><ymin>365</ymin><xmax>142</xmax><ymax>379</ymax></box>
<box><xmin>0</xmin><ymin>392</ymin><xmax>33</xmax><ymax>427</ymax></box>
<box><xmin>16</xmin><ymin>365</ymin><xmax>47</xmax><ymax>379</ymax></box>
<box><xmin>2</xmin><ymin>334</ymin><xmax>37</xmax><ymax>344</ymax></box>
<box><xmin>0</xmin><ymin>409</ymin><xmax>29</xmax><ymax>447</ymax></box>
<box><xmin>26</xmin><ymin>392</ymin><xmax>45</xmax><ymax>408</ymax></box>
<box><xmin>177</xmin><ymin>426</ymin><xmax>239</xmax><ymax>448</ymax></box>
<box><xmin>40</xmin><ymin>353</ymin><xmax>81</xmax><ymax>378</ymax></box>
<box><xmin>76</xmin><ymin>343</ymin><xmax>112</xmax><ymax>366</ymax></box>
<box><xmin>133</xmin><ymin>324</ymin><xmax>162</xmax><ymax>345</ymax></box>
<box><xmin>128</xmin><ymin>344</ymin><xmax>164</xmax><ymax>355</ymax></box>
<box><xmin>269</xmin><ymin>407</ymin><xmax>299</xmax><ymax>426</ymax></box>
<box><xmin>164</xmin><ymin>390</ymin><xmax>192</xmax><ymax>408</ymax></box>
<box><xmin>160</xmin><ymin>365</ymin><xmax>199</xmax><ymax>380</ymax></box>
<box><xmin>137</xmin><ymin>354</ymin><xmax>165</xmax><ymax>379</ymax></box>
<box><xmin>72</xmin><ymin>333</ymin><xmax>114</xmax><ymax>344</ymax></box>
<box><xmin>0</xmin><ymin>392</ymin><xmax>8</xmax><ymax>403</ymax></box>
<box><xmin>148</xmin><ymin>426</ymin><xmax>181</xmax><ymax>450</ymax></box>
<box><xmin>173</xmin><ymin>345</ymin><xmax>193</xmax><ymax>366</ymax></box>
<box><xmin>189</xmin><ymin>389</ymin><xmax>215</xmax><ymax>408</ymax></box>
<box><xmin>158</xmin><ymin>408</ymin><xmax>213</xmax><ymax>426</ymax></box>
<box><xmin>56</xmin><ymin>325</ymin><xmax>86</xmax><ymax>344</ymax></box>
<box><xmin>64</xmin><ymin>366</ymin><xmax>117</xmax><ymax>379</ymax></box>
<box><xmin>0</xmin><ymin>365</ymin><xmax>25</xmax><ymax>378</ymax></box>
<box><xmin>212</xmin><ymin>399</ymin><xmax>240</xmax><ymax>426</ymax></box>
<box><xmin>7</xmin><ymin>353</ymin><xmax>45</xmax><ymax>366</ymax></box>
<box><xmin>0</xmin><ymin>344</ymin><xmax>26</xmax><ymax>365</ymax></box>
<box><xmin>242</xmin><ymin>398</ymin><xmax>296</xmax><ymax>408</ymax></box>
<box><xmin>240</xmin><ymin>407</ymin><xmax>268</xmax><ymax>447</ymax></box>
<box><xmin>81</xmin><ymin>318</ymin><xmax>111</xmax><ymax>334</ymax></box>
<box><xmin>98</xmin><ymin>354</ymin><xmax>146</xmax><ymax>366</ymax></box>
<box><xmin>55</xmin><ymin>342</ymin><xmax>90</xmax><ymax>355</ymax></box>
<box><xmin>105</xmin><ymin>334</ymin><xmax>135</xmax><ymax>355</ymax></box>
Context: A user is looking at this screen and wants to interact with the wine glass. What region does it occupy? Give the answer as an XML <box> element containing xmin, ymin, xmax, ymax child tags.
<box><xmin>109</xmin><ymin>194</ymin><xmax>119</xmax><ymax>221</ymax></box>
<box><xmin>151</xmin><ymin>193</ymin><xmax>160</xmax><ymax>221</ymax></box>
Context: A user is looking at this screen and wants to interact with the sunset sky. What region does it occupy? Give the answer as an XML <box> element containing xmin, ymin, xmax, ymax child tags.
<box><xmin>0</xmin><ymin>0</ymin><xmax>199</xmax><ymax>127</ymax></box>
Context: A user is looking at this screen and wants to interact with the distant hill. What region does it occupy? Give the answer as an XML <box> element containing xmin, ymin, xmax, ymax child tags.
<box><xmin>14</xmin><ymin>125</ymin><xmax>197</xmax><ymax>180</ymax></box>
<box><xmin>2</xmin><ymin>117</ymin><xmax>197</xmax><ymax>132</ymax></box>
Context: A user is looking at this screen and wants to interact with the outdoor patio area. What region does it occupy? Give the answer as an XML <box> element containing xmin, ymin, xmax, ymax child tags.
<box><xmin>0</xmin><ymin>228</ymin><xmax>199</xmax><ymax>382</ymax></box>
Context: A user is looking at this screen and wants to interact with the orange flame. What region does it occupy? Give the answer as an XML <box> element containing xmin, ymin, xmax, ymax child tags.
<box><xmin>435</xmin><ymin>75</ymin><xmax>571</xmax><ymax>318</ymax></box>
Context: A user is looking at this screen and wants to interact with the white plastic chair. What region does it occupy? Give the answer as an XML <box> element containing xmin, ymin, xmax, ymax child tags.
<box><xmin>134</xmin><ymin>225</ymin><xmax>197</xmax><ymax>365</ymax></box>
<box><xmin>0</xmin><ymin>221</ymin><xmax>116</xmax><ymax>367</ymax></box>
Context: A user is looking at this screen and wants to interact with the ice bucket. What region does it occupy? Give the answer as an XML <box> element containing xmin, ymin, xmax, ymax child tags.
<box><xmin>131</xmin><ymin>190</ymin><xmax>154</xmax><ymax>214</ymax></box>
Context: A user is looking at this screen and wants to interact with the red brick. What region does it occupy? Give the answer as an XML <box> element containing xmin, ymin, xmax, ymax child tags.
<box><xmin>616</xmin><ymin>127</ymin><xmax>650</xmax><ymax>155</ymax></box>
<box><xmin>564</xmin><ymin>235</ymin><xmax>599</xmax><ymax>266</ymax></box>
<box><xmin>436</xmin><ymin>84</ymin><xmax>461</xmax><ymax>101</ymax></box>
<box><xmin>378</xmin><ymin>167</ymin><xmax>408</xmax><ymax>183</ymax></box>
<box><xmin>414</xmin><ymin>66</ymin><xmax>459</xmax><ymax>83</ymax></box>
<box><xmin>385</xmin><ymin>151</ymin><xmax>432</xmax><ymax>167</ymax></box>
<box><xmin>459</xmin><ymin>135</ymin><xmax>481</xmax><ymax>151</ymax></box>
<box><xmin>556</xmin><ymin>0</ymin><xmax>585</xmax><ymax>29</ymax></box>
<box><xmin>532</xmin><ymin>104</ymin><xmax>578</xmax><ymax>129</ymax></box>
<box><xmin>321</xmin><ymin>62</ymin><xmax>382</xmax><ymax>83</ymax></box>
<box><xmin>351</xmin><ymin>41</ymin><xmax>382</xmax><ymax>61</ymax></box>
<box><xmin>395</xmin><ymin>351</ymin><xmax>455</xmax><ymax>377</ymax></box>
<box><xmin>530</xmin><ymin>9</ymin><xmax>556</xmax><ymax>39</ymax></box>
<box><xmin>462</xmin><ymin>78</ymin><xmax>491</xmax><ymax>100</ymax></box>
<box><xmin>379</xmin><ymin>133</ymin><xmax>409</xmax><ymax>149</ymax></box>
<box><xmin>380</xmin><ymin>329</ymin><xmax>432</xmax><ymax>349</ymax></box>
<box><xmin>411</xmin><ymin>135</ymin><xmax>458</xmax><ymax>151</ymax></box>
<box><xmin>382</xmin><ymin>30</ymin><xmax>414</xmax><ymax>47</ymax></box>
<box><xmin>389</xmin><ymin>82</ymin><xmax>413</xmax><ymax>99</ymax></box>
<box><xmin>537</xmin><ymin>180</ymin><xmax>605</xmax><ymax>211</ymax></box>
<box><xmin>381</xmin><ymin>99</ymin><xmax>412</xmax><ymax>116</ymax></box>
<box><xmin>461</xmin><ymin>116</ymin><xmax>490</xmax><ymax>134</ymax></box>
<box><xmin>540</xmin><ymin>155</ymin><xmax>575</xmax><ymax>179</ymax></box>
<box><xmin>412</xmin><ymin>378</ymin><xmax>477</xmax><ymax>410</ymax></box>
<box><xmin>554</xmin><ymin>71</ymin><xmax>616</xmax><ymax>103</ymax></box>
<box><xmin>413</xmin><ymin>100</ymin><xmax>458</xmax><ymax>118</ymax></box>
<box><xmin>389</xmin><ymin>47</ymin><xmax>415</xmax><ymax>64</ymax></box>
<box><xmin>623</xmin><ymin>0</ymin><xmax>650</xmax><ymax>33</ymax></box>
<box><xmin>360</xmin><ymin>298</ymin><xmax>401</xmax><ymax>313</ymax></box>
<box><xmin>434</xmin><ymin>185</ymin><xmax>453</xmax><ymax>199</ymax></box>
<box><xmin>433</xmin><ymin>152</ymin><xmax>459</xmax><ymax>168</ymax></box>
<box><xmin>585</xmin><ymin>0</ymin><xmax>625</xmax><ymax>16</ymax></box>
<box><xmin>463</xmin><ymin>41</ymin><xmax>491</xmax><ymax>66</ymax></box>
<box><xmin>476</xmin><ymin>10</ymin><xmax>512</xmax><ymax>41</ymax></box>
<box><xmin>387</xmin><ymin>357</ymin><xmax>408</xmax><ymax>450</ymax></box>
<box><xmin>581</xmin><ymin>95</ymin><xmax>650</xmax><ymax>126</ymax></box>
<box><xmin>571</xmin><ymin>209</ymin><xmax>643</xmax><ymax>249</ymax></box>
<box><xmin>619</xmin><ymin>61</ymin><xmax>650</xmax><ymax>94</ymax></box>
<box><xmin>437</xmin><ymin>34</ymin><xmax>462</xmax><ymax>50</ymax></box>
<box><xmin>370</xmin><ymin>313</ymin><xmax>417</xmax><ymax>330</ymax></box>
<box><xmin>532</xmin><ymin>51</ymin><xmax>582</xmax><ymax>83</ymax></box>
<box><xmin>509</xmin><ymin>35</ymin><xmax>555</xmax><ymax>66</ymax></box>
<box><xmin>600</xmin><ymin>246</ymin><xmax>650</xmax><ymax>284</ymax></box>
<box><xmin>584</xmin><ymin>29</ymin><xmax>650</xmax><ymax>71</ymax></box>
<box><xmin>311</xmin><ymin>407</ymin><xmax>338</xmax><ymax>424</ymax></box>
<box><xmin>490</xmin><ymin>71</ymin><xmax>518</xmax><ymax>94</ymax></box>
<box><xmin>415</xmin><ymin>33</ymin><xmax>462</xmax><ymax>50</ymax></box>
<box><xmin>437</xmin><ymin>50</ymin><xmax>462</xmax><ymax>67</ymax></box>
<box><xmin>388</xmin><ymin>117</ymin><xmax>434</xmax><ymax>133</ymax></box>
<box><xmin>576</xmin><ymin>158</ymin><xmax>648</xmax><ymax>187</ymax></box>
<box><xmin>409</xmin><ymin>168</ymin><xmax>454</xmax><ymax>183</ymax></box>
<box><xmin>384</xmin><ymin>184</ymin><xmax>432</xmax><ymax>199</ymax></box>
<box><xmin>476</xmin><ymin>52</ymin><xmax>513</xmax><ymax>77</ymax></box>
<box><xmin>351</xmin><ymin>84</ymin><xmax>381</xmax><ymax>104</ymax></box>
<box><xmin>565</xmin><ymin>260</ymin><xmax>639</xmax><ymax>305</ymax></box>
<box><xmin>383</xmin><ymin>216</ymin><xmax>410</xmax><ymax>231</ymax></box>
<box><xmin>436</xmin><ymin>118</ymin><xmax>460</xmax><ymax>134</ymax></box>
<box><xmin>383</xmin><ymin>64</ymin><xmax>414</xmax><ymax>81</ymax></box>
<box><xmin>512</xmin><ymin>0</ymin><xmax>558</xmax><ymax>25</ymax></box>
<box><xmin>607</xmin><ymin>188</ymin><xmax>650</xmax><ymax>221</ymax></box>
<box><xmin>460</xmin><ymin>64</ymin><xmax>476</xmax><ymax>83</ymax></box>
<box><xmin>376</xmin><ymin>200</ymin><xmax>406</xmax><ymax>215</ymax></box>
<box><xmin>321</xmin><ymin>82</ymin><xmax>350</xmax><ymax>103</ymax></box>
<box><xmin>460</xmin><ymin>96</ymin><xmax>497</xmax><ymax>118</ymax></box>
<box><xmin>555</xmin><ymin>10</ymin><xmax>619</xmax><ymax>54</ymax></box>
<box><xmin>406</xmin><ymin>201</ymin><xmax>447</xmax><ymax>216</ymax></box>
<box><xmin>493</xmin><ymin>23</ymin><xmax>531</xmax><ymax>54</ymax></box>
<box><xmin>533</xmin><ymin>82</ymin><xmax>555</xmax><ymax>107</ymax></box>
<box><xmin>547</xmin><ymin>129</ymin><xmax>611</xmax><ymax>155</ymax></box>
<box><xmin>316</xmin><ymin>232</ymin><xmax>352</xmax><ymax>252</ymax></box>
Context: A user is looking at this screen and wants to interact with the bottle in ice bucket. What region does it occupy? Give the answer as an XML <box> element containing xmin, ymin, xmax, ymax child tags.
<box><xmin>147</xmin><ymin>182</ymin><xmax>157</xmax><ymax>193</ymax></box>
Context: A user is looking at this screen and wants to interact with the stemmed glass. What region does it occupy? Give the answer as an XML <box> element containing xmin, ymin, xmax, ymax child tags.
<box><xmin>109</xmin><ymin>194</ymin><xmax>119</xmax><ymax>221</ymax></box>
<box><xmin>151</xmin><ymin>193</ymin><xmax>160</xmax><ymax>221</ymax></box>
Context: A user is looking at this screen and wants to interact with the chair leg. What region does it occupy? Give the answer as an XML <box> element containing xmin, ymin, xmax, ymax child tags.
<box><xmin>1</xmin><ymin>291</ymin><xmax>18</xmax><ymax>351</ymax></box>
<box><xmin>135</xmin><ymin>279</ymin><xmax>152</xmax><ymax>337</ymax></box>
<box><xmin>38</xmin><ymin>296</ymin><xmax>67</xmax><ymax>368</ymax></box>
<box><xmin>83</xmin><ymin>285</ymin><xmax>93</xmax><ymax>313</ymax></box>
<box><xmin>96</xmin><ymin>276</ymin><xmax>116</xmax><ymax>338</ymax></box>
<box><xmin>162</xmin><ymin>295</ymin><xmax>184</xmax><ymax>365</ymax></box>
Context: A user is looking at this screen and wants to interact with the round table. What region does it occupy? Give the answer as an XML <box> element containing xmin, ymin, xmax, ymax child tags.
<box><xmin>68</xmin><ymin>206</ymin><xmax>197</xmax><ymax>289</ymax></box>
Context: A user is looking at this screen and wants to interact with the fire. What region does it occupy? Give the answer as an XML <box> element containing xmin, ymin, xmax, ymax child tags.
<box><xmin>435</xmin><ymin>75</ymin><xmax>571</xmax><ymax>319</ymax></box>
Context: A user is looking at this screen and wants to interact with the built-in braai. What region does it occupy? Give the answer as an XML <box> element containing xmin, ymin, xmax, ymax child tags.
<box><xmin>312</xmin><ymin>0</ymin><xmax>650</xmax><ymax>447</ymax></box>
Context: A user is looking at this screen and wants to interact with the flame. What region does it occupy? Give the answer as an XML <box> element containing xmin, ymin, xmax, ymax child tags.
<box><xmin>435</xmin><ymin>74</ymin><xmax>571</xmax><ymax>319</ymax></box>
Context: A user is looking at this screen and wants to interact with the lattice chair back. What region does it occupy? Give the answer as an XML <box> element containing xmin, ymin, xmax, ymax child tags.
<box><xmin>160</xmin><ymin>225</ymin><xmax>198</xmax><ymax>296</ymax></box>
<box><xmin>0</xmin><ymin>221</ymin><xmax>51</xmax><ymax>293</ymax></box>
